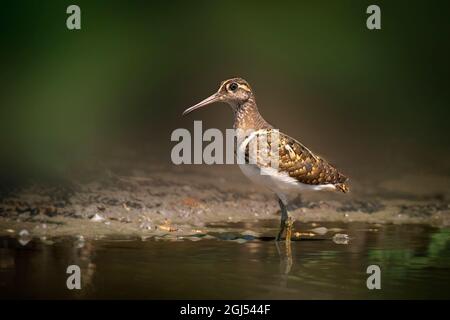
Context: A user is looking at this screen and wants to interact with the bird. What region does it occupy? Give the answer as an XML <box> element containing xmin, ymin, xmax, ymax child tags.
<box><xmin>182</xmin><ymin>77</ymin><xmax>349</xmax><ymax>242</ymax></box>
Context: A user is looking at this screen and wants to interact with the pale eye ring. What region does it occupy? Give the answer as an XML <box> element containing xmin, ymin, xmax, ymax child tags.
<box><xmin>229</xmin><ymin>82</ymin><xmax>238</xmax><ymax>92</ymax></box>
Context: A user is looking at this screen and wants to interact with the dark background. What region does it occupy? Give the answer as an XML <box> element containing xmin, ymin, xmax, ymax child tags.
<box><xmin>1</xmin><ymin>0</ymin><xmax>449</xmax><ymax>184</ymax></box>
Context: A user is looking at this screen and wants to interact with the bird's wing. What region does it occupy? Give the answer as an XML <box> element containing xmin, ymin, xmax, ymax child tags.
<box><xmin>243</xmin><ymin>129</ymin><xmax>349</xmax><ymax>191</ymax></box>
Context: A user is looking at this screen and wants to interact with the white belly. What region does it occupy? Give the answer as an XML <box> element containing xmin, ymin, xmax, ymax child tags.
<box><xmin>238</xmin><ymin>163</ymin><xmax>336</xmax><ymax>202</ymax></box>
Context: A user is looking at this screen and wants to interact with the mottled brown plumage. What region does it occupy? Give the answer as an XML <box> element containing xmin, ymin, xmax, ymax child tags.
<box><xmin>237</xmin><ymin>131</ymin><xmax>348</xmax><ymax>198</ymax></box>
<box><xmin>242</xmin><ymin>129</ymin><xmax>349</xmax><ymax>192</ymax></box>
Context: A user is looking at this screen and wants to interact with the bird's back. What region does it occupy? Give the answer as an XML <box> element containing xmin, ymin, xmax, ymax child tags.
<box><xmin>277</xmin><ymin>131</ymin><xmax>349</xmax><ymax>192</ymax></box>
<box><xmin>240</xmin><ymin>128</ymin><xmax>349</xmax><ymax>193</ymax></box>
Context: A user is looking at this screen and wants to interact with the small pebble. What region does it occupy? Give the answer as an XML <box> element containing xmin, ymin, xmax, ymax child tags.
<box><xmin>19</xmin><ymin>229</ymin><xmax>30</xmax><ymax>237</ymax></box>
<box><xmin>75</xmin><ymin>235</ymin><xmax>85</xmax><ymax>248</ymax></box>
<box><xmin>310</xmin><ymin>227</ymin><xmax>328</xmax><ymax>235</ymax></box>
<box><xmin>333</xmin><ymin>233</ymin><xmax>350</xmax><ymax>245</ymax></box>
<box><xmin>90</xmin><ymin>213</ymin><xmax>105</xmax><ymax>222</ymax></box>
<box><xmin>139</xmin><ymin>222</ymin><xmax>152</xmax><ymax>230</ymax></box>
<box><xmin>18</xmin><ymin>229</ymin><xmax>31</xmax><ymax>246</ymax></box>
<box><xmin>241</xmin><ymin>230</ymin><xmax>260</xmax><ymax>238</ymax></box>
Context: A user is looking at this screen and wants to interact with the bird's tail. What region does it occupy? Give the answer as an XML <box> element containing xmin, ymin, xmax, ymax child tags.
<box><xmin>335</xmin><ymin>183</ymin><xmax>350</xmax><ymax>193</ymax></box>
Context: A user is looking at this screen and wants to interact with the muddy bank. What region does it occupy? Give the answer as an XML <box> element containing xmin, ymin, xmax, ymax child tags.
<box><xmin>0</xmin><ymin>162</ymin><xmax>449</xmax><ymax>239</ymax></box>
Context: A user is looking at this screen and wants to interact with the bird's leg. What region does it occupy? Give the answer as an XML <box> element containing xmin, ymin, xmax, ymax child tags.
<box><xmin>276</xmin><ymin>198</ymin><xmax>288</xmax><ymax>241</ymax></box>
<box><xmin>285</xmin><ymin>216</ymin><xmax>295</xmax><ymax>243</ymax></box>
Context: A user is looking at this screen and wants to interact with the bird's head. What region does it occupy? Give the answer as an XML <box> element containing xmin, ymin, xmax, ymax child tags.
<box><xmin>182</xmin><ymin>78</ymin><xmax>253</xmax><ymax>116</ymax></box>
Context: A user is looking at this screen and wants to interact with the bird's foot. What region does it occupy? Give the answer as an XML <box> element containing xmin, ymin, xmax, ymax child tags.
<box><xmin>285</xmin><ymin>217</ymin><xmax>295</xmax><ymax>243</ymax></box>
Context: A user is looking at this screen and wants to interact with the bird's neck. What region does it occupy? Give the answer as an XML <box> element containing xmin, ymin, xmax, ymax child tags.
<box><xmin>233</xmin><ymin>97</ymin><xmax>272</xmax><ymax>131</ymax></box>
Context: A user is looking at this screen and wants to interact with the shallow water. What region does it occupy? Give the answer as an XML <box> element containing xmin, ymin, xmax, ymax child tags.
<box><xmin>0</xmin><ymin>221</ymin><xmax>449</xmax><ymax>299</ymax></box>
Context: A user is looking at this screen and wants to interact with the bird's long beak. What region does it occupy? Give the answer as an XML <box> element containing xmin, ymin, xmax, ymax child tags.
<box><xmin>182</xmin><ymin>93</ymin><xmax>221</xmax><ymax>116</ymax></box>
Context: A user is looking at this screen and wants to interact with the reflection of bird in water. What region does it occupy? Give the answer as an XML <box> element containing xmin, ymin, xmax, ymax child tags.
<box><xmin>183</xmin><ymin>78</ymin><xmax>349</xmax><ymax>242</ymax></box>
<box><xmin>275</xmin><ymin>241</ymin><xmax>293</xmax><ymax>275</ymax></box>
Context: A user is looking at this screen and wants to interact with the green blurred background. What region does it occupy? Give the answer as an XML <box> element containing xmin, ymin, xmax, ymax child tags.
<box><xmin>1</xmin><ymin>0</ymin><xmax>449</xmax><ymax>183</ymax></box>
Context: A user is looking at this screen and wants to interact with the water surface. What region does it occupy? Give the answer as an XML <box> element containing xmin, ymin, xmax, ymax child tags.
<box><xmin>1</xmin><ymin>222</ymin><xmax>449</xmax><ymax>299</ymax></box>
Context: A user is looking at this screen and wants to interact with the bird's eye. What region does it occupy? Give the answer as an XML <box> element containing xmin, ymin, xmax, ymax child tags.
<box><xmin>229</xmin><ymin>82</ymin><xmax>238</xmax><ymax>92</ymax></box>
